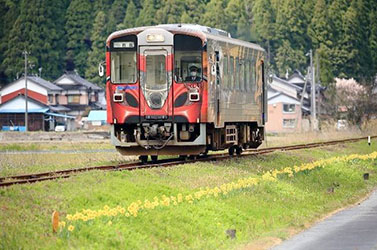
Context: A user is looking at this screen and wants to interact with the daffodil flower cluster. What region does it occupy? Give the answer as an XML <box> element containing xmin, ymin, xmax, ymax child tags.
<box><xmin>61</xmin><ymin>151</ymin><xmax>377</xmax><ymax>232</ymax></box>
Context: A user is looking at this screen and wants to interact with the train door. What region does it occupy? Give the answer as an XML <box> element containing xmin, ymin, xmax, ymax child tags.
<box><xmin>139</xmin><ymin>46</ymin><xmax>173</xmax><ymax>119</ymax></box>
<box><xmin>214</xmin><ymin>51</ymin><xmax>221</xmax><ymax>128</ymax></box>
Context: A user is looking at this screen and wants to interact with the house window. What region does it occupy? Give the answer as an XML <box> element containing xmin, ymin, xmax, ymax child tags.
<box><xmin>68</xmin><ymin>95</ymin><xmax>80</xmax><ymax>104</ymax></box>
<box><xmin>283</xmin><ymin>119</ymin><xmax>296</xmax><ymax>128</ymax></box>
<box><xmin>283</xmin><ymin>104</ymin><xmax>296</xmax><ymax>113</ymax></box>
<box><xmin>48</xmin><ymin>95</ymin><xmax>53</xmax><ymax>104</ymax></box>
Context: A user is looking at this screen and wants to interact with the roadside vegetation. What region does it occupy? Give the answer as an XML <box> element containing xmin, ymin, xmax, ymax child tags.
<box><xmin>1</xmin><ymin>140</ymin><xmax>377</xmax><ymax>249</ymax></box>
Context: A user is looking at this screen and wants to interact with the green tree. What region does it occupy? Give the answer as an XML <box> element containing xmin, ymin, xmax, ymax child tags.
<box><xmin>86</xmin><ymin>11</ymin><xmax>107</xmax><ymax>87</ymax></box>
<box><xmin>202</xmin><ymin>0</ymin><xmax>228</xmax><ymax>31</ymax></box>
<box><xmin>225</xmin><ymin>0</ymin><xmax>251</xmax><ymax>40</ymax></box>
<box><xmin>136</xmin><ymin>0</ymin><xmax>161</xmax><ymax>26</ymax></box>
<box><xmin>253</xmin><ymin>0</ymin><xmax>275</xmax><ymax>42</ymax></box>
<box><xmin>156</xmin><ymin>0</ymin><xmax>185</xmax><ymax>24</ymax></box>
<box><xmin>274</xmin><ymin>0</ymin><xmax>308</xmax><ymax>74</ymax></box>
<box><xmin>3</xmin><ymin>0</ymin><xmax>67</xmax><ymax>80</ymax></box>
<box><xmin>307</xmin><ymin>0</ymin><xmax>334</xmax><ymax>85</ymax></box>
<box><xmin>117</xmin><ymin>0</ymin><xmax>138</xmax><ymax>30</ymax></box>
<box><xmin>107</xmin><ymin>0</ymin><xmax>127</xmax><ymax>34</ymax></box>
<box><xmin>369</xmin><ymin>9</ymin><xmax>377</xmax><ymax>75</ymax></box>
<box><xmin>354</xmin><ymin>0</ymin><xmax>373</xmax><ymax>81</ymax></box>
<box><xmin>65</xmin><ymin>0</ymin><xmax>93</xmax><ymax>75</ymax></box>
<box><xmin>180</xmin><ymin>0</ymin><xmax>206</xmax><ymax>24</ymax></box>
<box><xmin>0</xmin><ymin>0</ymin><xmax>20</xmax><ymax>83</ymax></box>
<box><xmin>253</xmin><ymin>0</ymin><xmax>275</xmax><ymax>65</ymax></box>
<box><xmin>327</xmin><ymin>0</ymin><xmax>349</xmax><ymax>77</ymax></box>
<box><xmin>275</xmin><ymin>40</ymin><xmax>306</xmax><ymax>76</ymax></box>
<box><xmin>341</xmin><ymin>1</ymin><xmax>361</xmax><ymax>79</ymax></box>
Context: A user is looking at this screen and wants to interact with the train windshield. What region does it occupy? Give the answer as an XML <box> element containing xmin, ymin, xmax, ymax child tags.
<box><xmin>111</xmin><ymin>51</ymin><xmax>137</xmax><ymax>83</ymax></box>
<box><xmin>145</xmin><ymin>54</ymin><xmax>167</xmax><ymax>90</ymax></box>
<box><xmin>174</xmin><ymin>35</ymin><xmax>203</xmax><ymax>83</ymax></box>
<box><xmin>110</xmin><ymin>35</ymin><xmax>137</xmax><ymax>84</ymax></box>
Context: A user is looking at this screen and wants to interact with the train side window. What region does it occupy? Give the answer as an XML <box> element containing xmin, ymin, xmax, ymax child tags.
<box><xmin>223</xmin><ymin>56</ymin><xmax>228</xmax><ymax>88</ymax></box>
<box><xmin>245</xmin><ymin>60</ymin><xmax>250</xmax><ymax>92</ymax></box>
<box><xmin>174</xmin><ymin>35</ymin><xmax>203</xmax><ymax>83</ymax></box>
<box><xmin>235</xmin><ymin>57</ymin><xmax>240</xmax><ymax>90</ymax></box>
<box><xmin>240</xmin><ymin>60</ymin><xmax>245</xmax><ymax>91</ymax></box>
<box><xmin>251</xmin><ymin>60</ymin><xmax>256</xmax><ymax>102</ymax></box>
<box><xmin>230</xmin><ymin>56</ymin><xmax>234</xmax><ymax>89</ymax></box>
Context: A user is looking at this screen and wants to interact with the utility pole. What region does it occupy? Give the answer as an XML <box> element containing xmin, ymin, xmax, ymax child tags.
<box><xmin>23</xmin><ymin>51</ymin><xmax>29</xmax><ymax>132</ymax></box>
<box><xmin>309</xmin><ymin>49</ymin><xmax>316</xmax><ymax>130</ymax></box>
<box><xmin>316</xmin><ymin>52</ymin><xmax>320</xmax><ymax>130</ymax></box>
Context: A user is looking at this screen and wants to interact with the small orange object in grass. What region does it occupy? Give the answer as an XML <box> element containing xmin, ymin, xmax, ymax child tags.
<box><xmin>52</xmin><ymin>211</ymin><xmax>59</xmax><ymax>233</ymax></box>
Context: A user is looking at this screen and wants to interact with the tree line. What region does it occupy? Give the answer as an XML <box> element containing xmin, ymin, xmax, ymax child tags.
<box><xmin>0</xmin><ymin>0</ymin><xmax>376</xmax><ymax>88</ymax></box>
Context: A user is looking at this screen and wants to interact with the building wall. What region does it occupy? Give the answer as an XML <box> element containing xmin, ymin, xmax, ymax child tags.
<box><xmin>0</xmin><ymin>113</ymin><xmax>45</xmax><ymax>131</ymax></box>
<box><xmin>80</xmin><ymin>93</ymin><xmax>88</xmax><ymax>105</ymax></box>
<box><xmin>58</xmin><ymin>95</ymin><xmax>68</xmax><ymax>105</ymax></box>
<box><xmin>265</xmin><ymin>102</ymin><xmax>302</xmax><ymax>133</ymax></box>
<box><xmin>1</xmin><ymin>79</ymin><xmax>48</xmax><ymax>97</ymax></box>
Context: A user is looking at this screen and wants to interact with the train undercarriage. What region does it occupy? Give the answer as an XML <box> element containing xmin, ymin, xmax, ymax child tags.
<box><xmin>112</xmin><ymin>122</ymin><xmax>264</xmax><ymax>163</ymax></box>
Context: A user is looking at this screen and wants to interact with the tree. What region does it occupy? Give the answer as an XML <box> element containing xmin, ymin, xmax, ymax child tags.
<box><xmin>253</xmin><ymin>0</ymin><xmax>275</xmax><ymax>65</ymax></box>
<box><xmin>180</xmin><ymin>0</ymin><xmax>206</xmax><ymax>24</ymax></box>
<box><xmin>334</xmin><ymin>78</ymin><xmax>377</xmax><ymax>127</ymax></box>
<box><xmin>327</xmin><ymin>0</ymin><xmax>349</xmax><ymax>77</ymax></box>
<box><xmin>107</xmin><ymin>0</ymin><xmax>127</xmax><ymax>34</ymax></box>
<box><xmin>369</xmin><ymin>9</ymin><xmax>377</xmax><ymax>76</ymax></box>
<box><xmin>275</xmin><ymin>40</ymin><xmax>306</xmax><ymax>76</ymax></box>
<box><xmin>156</xmin><ymin>0</ymin><xmax>185</xmax><ymax>24</ymax></box>
<box><xmin>0</xmin><ymin>0</ymin><xmax>20</xmax><ymax>84</ymax></box>
<box><xmin>307</xmin><ymin>0</ymin><xmax>334</xmax><ymax>85</ymax></box>
<box><xmin>86</xmin><ymin>11</ymin><xmax>107</xmax><ymax>87</ymax></box>
<box><xmin>117</xmin><ymin>0</ymin><xmax>138</xmax><ymax>30</ymax></box>
<box><xmin>225</xmin><ymin>0</ymin><xmax>251</xmax><ymax>40</ymax></box>
<box><xmin>3</xmin><ymin>0</ymin><xmax>67</xmax><ymax>80</ymax></box>
<box><xmin>136</xmin><ymin>0</ymin><xmax>161</xmax><ymax>26</ymax></box>
<box><xmin>341</xmin><ymin>1</ymin><xmax>361</xmax><ymax>79</ymax></box>
<box><xmin>274</xmin><ymin>0</ymin><xmax>308</xmax><ymax>74</ymax></box>
<box><xmin>202</xmin><ymin>0</ymin><xmax>228</xmax><ymax>31</ymax></box>
<box><xmin>65</xmin><ymin>0</ymin><xmax>93</xmax><ymax>75</ymax></box>
<box><xmin>253</xmin><ymin>0</ymin><xmax>275</xmax><ymax>42</ymax></box>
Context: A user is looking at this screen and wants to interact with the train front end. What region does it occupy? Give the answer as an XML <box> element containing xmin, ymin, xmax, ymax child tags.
<box><xmin>106</xmin><ymin>27</ymin><xmax>207</xmax><ymax>157</ymax></box>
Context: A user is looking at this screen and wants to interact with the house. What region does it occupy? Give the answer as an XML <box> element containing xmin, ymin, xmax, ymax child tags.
<box><xmin>0</xmin><ymin>72</ymin><xmax>105</xmax><ymax>131</ymax></box>
<box><xmin>0</xmin><ymin>76</ymin><xmax>75</xmax><ymax>131</ymax></box>
<box><xmin>265</xmin><ymin>70</ymin><xmax>317</xmax><ymax>133</ymax></box>
<box><xmin>265</xmin><ymin>85</ymin><xmax>302</xmax><ymax>133</ymax></box>
<box><xmin>54</xmin><ymin>72</ymin><xmax>106</xmax><ymax>117</ymax></box>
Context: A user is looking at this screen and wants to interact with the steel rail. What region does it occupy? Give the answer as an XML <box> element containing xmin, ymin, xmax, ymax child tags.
<box><xmin>1</xmin><ymin>135</ymin><xmax>375</xmax><ymax>187</ymax></box>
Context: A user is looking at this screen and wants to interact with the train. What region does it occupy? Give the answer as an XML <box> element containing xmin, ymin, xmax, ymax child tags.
<box><xmin>103</xmin><ymin>24</ymin><xmax>267</xmax><ymax>163</ymax></box>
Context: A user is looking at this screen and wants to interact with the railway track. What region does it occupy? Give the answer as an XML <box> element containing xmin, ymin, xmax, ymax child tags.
<box><xmin>1</xmin><ymin>136</ymin><xmax>375</xmax><ymax>187</ymax></box>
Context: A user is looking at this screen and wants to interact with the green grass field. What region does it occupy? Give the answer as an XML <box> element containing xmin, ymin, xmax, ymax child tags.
<box><xmin>1</xmin><ymin>139</ymin><xmax>377</xmax><ymax>249</ymax></box>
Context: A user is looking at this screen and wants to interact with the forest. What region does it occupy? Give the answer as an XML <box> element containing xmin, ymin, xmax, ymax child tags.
<box><xmin>0</xmin><ymin>0</ymin><xmax>376</xmax><ymax>88</ymax></box>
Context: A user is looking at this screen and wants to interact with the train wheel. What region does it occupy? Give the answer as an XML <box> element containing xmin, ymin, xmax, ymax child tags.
<box><xmin>228</xmin><ymin>146</ymin><xmax>235</xmax><ymax>156</ymax></box>
<box><xmin>188</xmin><ymin>155</ymin><xmax>197</xmax><ymax>160</ymax></box>
<box><xmin>151</xmin><ymin>155</ymin><xmax>158</xmax><ymax>163</ymax></box>
<box><xmin>179</xmin><ymin>155</ymin><xmax>188</xmax><ymax>161</ymax></box>
<box><xmin>201</xmin><ymin>149</ymin><xmax>209</xmax><ymax>157</ymax></box>
<box><xmin>139</xmin><ymin>155</ymin><xmax>148</xmax><ymax>164</ymax></box>
<box><xmin>236</xmin><ymin>146</ymin><xmax>243</xmax><ymax>156</ymax></box>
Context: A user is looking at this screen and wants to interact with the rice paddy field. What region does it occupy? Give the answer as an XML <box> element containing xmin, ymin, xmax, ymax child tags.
<box><xmin>1</xmin><ymin>131</ymin><xmax>377</xmax><ymax>249</ymax></box>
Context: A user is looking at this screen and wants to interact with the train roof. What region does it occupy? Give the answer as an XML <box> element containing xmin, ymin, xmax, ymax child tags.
<box><xmin>107</xmin><ymin>24</ymin><xmax>265</xmax><ymax>52</ymax></box>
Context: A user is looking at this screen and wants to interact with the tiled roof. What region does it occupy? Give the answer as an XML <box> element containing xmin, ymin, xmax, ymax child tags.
<box><xmin>28</xmin><ymin>76</ymin><xmax>63</xmax><ymax>91</ymax></box>
<box><xmin>55</xmin><ymin>72</ymin><xmax>103</xmax><ymax>91</ymax></box>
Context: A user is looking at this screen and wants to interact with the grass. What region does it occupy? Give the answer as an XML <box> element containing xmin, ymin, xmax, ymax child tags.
<box><xmin>1</xmin><ymin>139</ymin><xmax>377</xmax><ymax>249</ymax></box>
<box><xmin>0</xmin><ymin>141</ymin><xmax>114</xmax><ymax>152</ymax></box>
